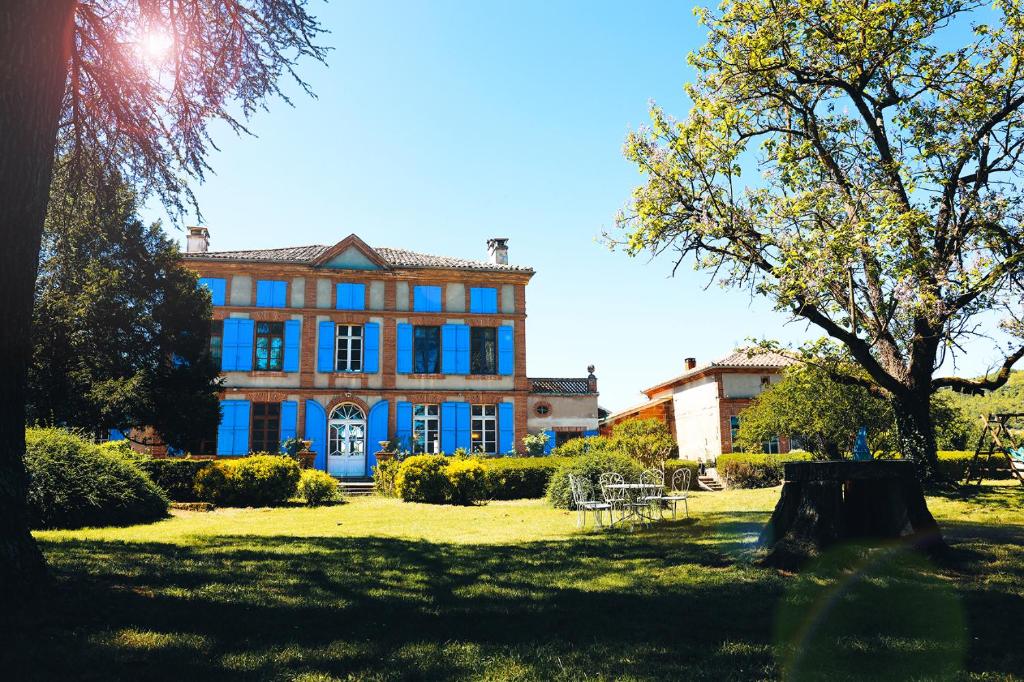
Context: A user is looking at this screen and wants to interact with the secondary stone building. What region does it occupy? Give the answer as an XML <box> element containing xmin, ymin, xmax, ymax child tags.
<box><xmin>602</xmin><ymin>350</ymin><xmax>794</xmax><ymax>461</ymax></box>
<box><xmin>182</xmin><ymin>228</ymin><xmax>598</xmax><ymax>476</ymax></box>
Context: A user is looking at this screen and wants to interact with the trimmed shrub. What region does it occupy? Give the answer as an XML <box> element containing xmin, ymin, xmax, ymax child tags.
<box><xmin>298</xmin><ymin>469</ymin><xmax>343</xmax><ymax>506</ymax></box>
<box><xmin>663</xmin><ymin>460</ymin><xmax>701</xmax><ymax>490</ymax></box>
<box><xmin>481</xmin><ymin>456</ymin><xmax>569</xmax><ymax>500</ymax></box>
<box><xmin>717</xmin><ymin>452</ymin><xmax>813</xmax><ymax>489</ymax></box>
<box><xmin>373</xmin><ymin>457</ymin><xmax>402</xmax><ymax>497</ymax></box>
<box><xmin>546</xmin><ymin>450</ymin><xmax>643</xmax><ymax>509</ymax></box>
<box><xmin>25</xmin><ymin>428</ymin><xmax>168</xmax><ymax>529</ymax></box>
<box><xmin>551</xmin><ymin>436</ymin><xmax>607</xmax><ymax>457</ymax></box>
<box><xmin>395</xmin><ymin>455</ymin><xmax>451</xmax><ymax>503</ymax></box>
<box><xmin>446</xmin><ymin>457</ymin><xmax>486</xmax><ymax>505</ymax></box>
<box><xmin>136</xmin><ymin>458</ymin><xmax>213</xmax><ymax>502</ymax></box>
<box><xmin>194</xmin><ymin>454</ymin><xmax>300</xmax><ymax>506</ymax></box>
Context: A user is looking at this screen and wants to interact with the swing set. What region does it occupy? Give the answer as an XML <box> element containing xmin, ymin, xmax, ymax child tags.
<box><xmin>964</xmin><ymin>413</ymin><xmax>1024</xmax><ymax>486</ymax></box>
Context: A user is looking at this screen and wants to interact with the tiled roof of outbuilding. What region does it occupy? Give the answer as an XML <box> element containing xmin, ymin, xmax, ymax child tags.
<box><xmin>183</xmin><ymin>244</ymin><xmax>533</xmax><ymax>272</ymax></box>
<box><xmin>642</xmin><ymin>349</ymin><xmax>795</xmax><ymax>396</ymax></box>
<box><xmin>530</xmin><ymin>378</ymin><xmax>594</xmax><ymax>395</ymax></box>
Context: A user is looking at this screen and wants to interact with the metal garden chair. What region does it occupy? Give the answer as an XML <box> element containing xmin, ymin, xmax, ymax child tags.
<box><xmin>661</xmin><ymin>468</ymin><xmax>691</xmax><ymax>519</ymax></box>
<box><xmin>568</xmin><ymin>474</ymin><xmax>612</xmax><ymax>529</ymax></box>
<box><xmin>599</xmin><ymin>472</ymin><xmax>628</xmax><ymax>523</ymax></box>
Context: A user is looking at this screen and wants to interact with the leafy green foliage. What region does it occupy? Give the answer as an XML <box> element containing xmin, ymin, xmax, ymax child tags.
<box><xmin>605</xmin><ymin>418</ymin><xmax>676</xmax><ymax>467</ymax></box>
<box><xmin>24</xmin><ymin>428</ymin><xmax>168</xmax><ymax>529</ymax></box>
<box><xmin>521</xmin><ymin>432</ymin><xmax>550</xmax><ymax>456</ymax></box>
<box><xmin>136</xmin><ymin>459</ymin><xmax>214</xmax><ymax>502</ymax></box>
<box><xmin>546</xmin><ymin>451</ymin><xmax>643</xmax><ymax>509</ymax></box>
<box><xmin>717</xmin><ymin>453</ymin><xmax>813</xmax><ymax>489</ymax></box>
<box><xmin>373</xmin><ymin>458</ymin><xmax>402</xmax><ymax>498</ymax></box>
<box><xmin>940</xmin><ymin>370</ymin><xmax>1024</xmax><ymax>424</ymax></box>
<box><xmin>297</xmin><ymin>469</ymin><xmax>342</xmax><ymax>506</ymax></box>
<box><xmin>394</xmin><ymin>455</ymin><xmax>452</xmax><ymax>504</ymax></box>
<box><xmin>29</xmin><ymin>165</ymin><xmax>221</xmax><ymax>452</ymax></box>
<box><xmin>446</xmin><ymin>458</ymin><xmax>487</xmax><ymax>506</ymax></box>
<box><xmin>551</xmin><ymin>435</ymin><xmax>607</xmax><ymax>457</ymax></box>
<box><xmin>480</xmin><ymin>457</ymin><xmax>571</xmax><ymax>500</ymax></box>
<box><xmin>193</xmin><ymin>455</ymin><xmax>300</xmax><ymax>507</ymax></box>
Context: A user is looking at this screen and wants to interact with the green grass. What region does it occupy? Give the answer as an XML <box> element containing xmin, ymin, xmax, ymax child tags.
<box><xmin>6</xmin><ymin>483</ymin><xmax>1024</xmax><ymax>681</ymax></box>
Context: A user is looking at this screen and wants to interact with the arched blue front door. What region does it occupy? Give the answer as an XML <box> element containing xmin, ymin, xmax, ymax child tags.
<box><xmin>304</xmin><ymin>400</ymin><xmax>327</xmax><ymax>471</ymax></box>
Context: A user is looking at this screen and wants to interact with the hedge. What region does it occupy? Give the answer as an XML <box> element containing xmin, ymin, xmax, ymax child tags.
<box><xmin>25</xmin><ymin>428</ymin><xmax>168</xmax><ymax>529</ymax></box>
<box><xmin>194</xmin><ymin>454</ymin><xmax>300</xmax><ymax>506</ymax></box>
<box><xmin>298</xmin><ymin>469</ymin><xmax>343</xmax><ymax>506</ymax></box>
<box><xmin>480</xmin><ymin>456</ymin><xmax>571</xmax><ymax>500</ymax></box>
<box><xmin>394</xmin><ymin>455</ymin><xmax>452</xmax><ymax>503</ymax></box>
<box><xmin>136</xmin><ymin>458</ymin><xmax>213</xmax><ymax>502</ymax></box>
<box><xmin>546</xmin><ymin>451</ymin><xmax>643</xmax><ymax>509</ymax></box>
<box><xmin>717</xmin><ymin>453</ymin><xmax>812</xmax><ymax>489</ymax></box>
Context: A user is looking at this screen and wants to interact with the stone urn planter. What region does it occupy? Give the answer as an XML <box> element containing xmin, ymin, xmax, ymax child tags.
<box><xmin>296</xmin><ymin>440</ymin><xmax>316</xmax><ymax>469</ymax></box>
<box><xmin>375</xmin><ymin>441</ymin><xmax>396</xmax><ymax>465</ymax></box>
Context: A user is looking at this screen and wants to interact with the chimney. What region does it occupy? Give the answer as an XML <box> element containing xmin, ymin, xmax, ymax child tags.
<box><xmin>684</xmin><ymin>357</ymin><xmax>697</xmax><ymax>371</ymax></box>
<box><xmin>587</xmin><ymin>365</ymin><xmax>597</xmax><ymax>393</ymax></box>
<box><xmin>487</xmin><ymin>237</ymin><xmax>509</xmax><ymax>265</ymax></box>
<box><xmin>186</xmin><ymin>226</ymin><xmax>210</xmax><ymax>254</ymax></box>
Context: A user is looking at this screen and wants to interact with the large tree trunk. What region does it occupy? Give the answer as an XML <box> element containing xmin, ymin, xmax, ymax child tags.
<box><xmin>0</xmin><ymin>1</ymin><xmax>77</xmax><ymax>603</ymax></box>
<box><xmin>891</xmin><ymin>387</ymin><xmax>939</xmax><ymax>482</ymax></box>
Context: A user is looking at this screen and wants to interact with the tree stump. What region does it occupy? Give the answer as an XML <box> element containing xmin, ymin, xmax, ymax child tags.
<box><xmin>759</xmin><ymin>461</ymin><xmax>944</xmax><ymax>570</ymax></box>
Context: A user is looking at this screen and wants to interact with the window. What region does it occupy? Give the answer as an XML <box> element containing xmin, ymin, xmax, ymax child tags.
<box><xmin>534</xmin><ymin>403</ymin><xmax>551</xmax><ymax>417</ymax></box>
<box><xmin>729</xmin><ymin>415</ymin><xmax>742</xmax><ymax>452</ymax></box>
<box><xmin>414</xmin><ymin>326</ymin><xmax>441</xmax><ymax>373</ymax></box>
<box><xmin>250</xmin><ymin>402</ymin><xmax>281</xmax><ymax>453</ymax></box>
<box><xmin>209</xmin><ymin>320</ymin><xmax>223</xmax><ymax>364</ymax></box>
<box><xmin>413</xmin><ymin>404</ymin><xmax>440</xmax><ymax>453</ymax></box>
<box><xmin>413</xmin><ymin>285</ymin><xmax>442</xmax><ymax>312</ymax></box>
<box><xmin>471</xmin><ymin>404</ymin><xmax>497</xmax><ymax>454</ymax></box>
<box><xmin>760</xmin><ymin>376</ymin><xmax>772</xmax><ymax>389</ymax></box>
<box><xmin>763</xmin><ymin>436</ymin><xmax>781</xmax><ymax>454</ymax></box>
<box><xmin>335</xmin><ymin>324</ymin><xmax>363</xmax><ymax>372</ymax></box>
<box><xmin>254</xmin><ymin>322</ymin><xmax>285</xmax><ymax>371</ymax></box>
<box><xmin>470</xmin><ymin>327</ymin><xmax>497</xmax><ymax>375</ymax></box>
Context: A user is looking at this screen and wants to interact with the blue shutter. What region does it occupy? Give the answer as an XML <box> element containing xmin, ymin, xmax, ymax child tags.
<box><xmin>336</xmin><ymin>283</ymin><xmax>366</xmax><ymax>311</ymax></box>
<box><xmin>336</xmin><ymin>283</ymin><xmax>348</xmax><ymax>310</ymax></box>
<box><xmin>414</xmin><ymin>286</ymin><xmax>442</xmax><ymax>312</ymax></box>
<box><xmin>256</xmin><ymin>280</ymin><xmax>273</xmax><ymax>307</ymax></box>
<box><xmin>441</xmin><ymin>324</ymin><xmax>458</xmax><ymax>374</ymax></box>
<box><xmin>283</xmin><ymin>320</ymin><xmax>301</xmax><ymax>372</ymax></box>
<box><xmin>396</xmin><ymin>323</ymin><xmax>413</xmax><ymax>373</ymax></box>
<box><xmin>470</xmin><ymin>287</ymin><xmax>497</xmax><ymax>314</ymax></box>
<box><xmin>498</xmin><ymin>402</ymin><xmax>515</xmax><ymax>455</ymax></box>
<box><xmin>456</xmin><ymin>325</ymin><xmax>470</xmax><ymax>375</ymax></box>
<box><xmin>497</xmin><ymin>326</ymin><xmax>514</xmax><ymax>375</ymax></box>
<box><xmin>396</xmin><ymin>401</ymin><xmax>413</xmax><ymax>451</ymax></box>
<box><xmin>455</xmin><ymin>402</ymin><xmax>471</xmax><ymax>452</ymax></box>
<box><xmin>198</xmin><ymin>278</ymin><xmax>226</xmax><ymax>306</ymax></box>
<box><xmin>221</xmin><ymin>319</ymin><xmax>238</xmax><ymax>371</ymax></box>
<box><xmin>440</xmin><ymin>402</ymin><xmax>458</xmax><ymax>454</ymax></box>
<box><xmin>583</xmin><ymin>429</ymin><xmax>600</xmax><ymax>438</ymax></box>
<box><xmin>232</xmin><ymin>401</ymin><xmax>250</xmax><ymax>455</ymax></box>
<box><xmin>305</xmin><ymin>400</ymin><xmax>328</xmax><ymax>471</ymax></box>
<box><xmin>235</xmin><ymin>319</ymin><xmax>254</xmax><ymax>371</ymax></box>
<box><xmin>274</xmin><ymin>281</ymin><xmax>287</xmax><ymax>307</ymax></box>
<box><xmin>367</xmin><ymin>401</ymin><xmax>389</xmax><ymax>474</ymax></box>
<box><xmin>216</xmin><ymin>401</ymin><xmax>234</xmax><ymax>455</ymax></box>
<box><xmin>363</xmin><ymin>322</ymin><xmax>380</xmax><ymax>373</ymax></box>
<box><xmin>217</xmin><ymin>401</ymin><xmax>250</xmax><ymax>456</ymax></box>
<box><xmin>543</xmin><ymin>429</ymin><xmax>557</xmax><ymax>455</ymax></box>
<box><xmin>317</xmin><ymin>321</ymin><xmax>335</xmax><ymax>372</ymax></box>
<box><xmin>280</xmin><ymin>401</ymin><xmax>298</xmax><ymax>450</ymax></box>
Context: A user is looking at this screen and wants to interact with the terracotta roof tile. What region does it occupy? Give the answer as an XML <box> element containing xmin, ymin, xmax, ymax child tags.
<box><xmin>643</xmin><ymin>350</ymin><xmax>795</xmax><ymax>395</ymax></box>
<box><xmin>529</xmin><ymin>378</ymin><xmax>593</xmax><ymax>395</ymax></box>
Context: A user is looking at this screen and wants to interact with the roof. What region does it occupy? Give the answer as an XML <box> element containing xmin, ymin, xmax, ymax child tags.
<box><xmin>643</xmin><ymin>350</ymin><xmax>795</xmax><ymax>396</ymax></box>
<box><xmin>183</xmin><ymin>243</ymin><xmax>533</xmax><ymax>273</ymax></box>
<box><xmin>529</xmin><ymin>378</ymin><xmax>594</xmax><ymax>395</ymax></box>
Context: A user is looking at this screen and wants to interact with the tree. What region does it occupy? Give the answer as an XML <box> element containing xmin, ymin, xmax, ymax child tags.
<box><xmin>614</xmin><ymin>0</ymin><xmax>1024</xmax><ymax>479</ymax></box>
<box><xmin>607</xmin><ymin>418</ymin><xmax>676</xmax><ymax>469</ymax></box>
<box><xmin>29</xmin><ymin>164</ymin><xmax>221</xmax><ymax>451</ymax></box>
<box><xmin>0</xmin><ymin>2</ymin><xmax>325</xmax><ymax>598</ymax></box>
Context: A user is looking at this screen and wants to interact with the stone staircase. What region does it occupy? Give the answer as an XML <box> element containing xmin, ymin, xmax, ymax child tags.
<box><xmin>697</xmin><ymin>468</ymin><xmax>725</xmax><ymax>492</ymax></box>
<box><xmin>338</xmin><ymin>478</ymin><xmax>376</xmax><ymax>496</ymax></box>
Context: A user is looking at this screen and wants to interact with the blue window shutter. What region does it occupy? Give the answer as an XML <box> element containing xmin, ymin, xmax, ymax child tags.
<box><xmin>335</xmin><ymin>283</ymin><xmax>351</xmax><ymax>310</ymax></box>
<box><xmin>221</xmin><ymin>319</ymin><xmax>238</xmax><ymax>371</ymax></box>
<box><xmin>235</xmin><ymin>319</ymin><xmax>254</xmax><ymax>371</ymax></box>
<box><xmin>305</xmin><ymin>400</ymin><xmax>328</xmax><ymax>471</ymax></box>
<box><xmin>340</xmin><ymin>283</ymin><xmax>366</xmax><ymax>310</ymax></box>
<box><xmin>283</xmin><ymin>320</ymin><xmax>301</xmax><ymax>372</ymax></box>
<box><xmin>396</xmin><ymin>401</ymin><xmax>413</xmax><ymax>451</ymax></box>
<box><xmin>216</xmin><ymin>401</ymin><xmax>234</xmax><ymax>455</ymax></box>
<box><xmin>199</xmin><ymin>278</ymin><xmax>226</xmax><ymax>306</ymax></box>
<box><xmin>414</xmin><ymin>286</ymin><xmax>441</xmax><ymax>312</ymax></box>
<box><xmin>498</xmin><ymin>402</ymin><xmax>515</xmax><ymax>455</ymax></box>
<box><xmin>317</xmin><ymin>321</ymin><xmax>335</xmax><ymax>372</ymax></box>
<box><xmin>455</xmin><ymin>402</ymin><xmax>471</xmax><ymax>451</ymax></box>
<box><xmin>441</xmin><ymin>324</ymin><xmax>458</xmax><ymax>374</ymax></box>
<box><xmin>440</xmin><ymin>402</ymin><xmax>458</xmax><ymax>454</ymax></box>
<box><xmin>367</xmin><ymin>401</ymin><xmax>389</xmax><ymax>474</ymax></box>
<box><xmin>280</xmin><ymin>401</ymin><xmax>298</xmax><ymax>450</ymax></box>
<box><xmin>432</xmin><ymin>286</ymin><xmax>442</xmax><ymax>311</ymax></box>
<box><xmin>397</xmin><ymin>324</ymin><xmax>413</xmax><ymax>373</ymax></box>
<box><xmin>470</xmin><ymin>287</ymin><xmax>497</xmax><ymax>314</ymax></box>
<box><xmin>456</xmin><ymin>325</ymin><xmax>470</xmax><ymax>374</ymax></box>
<box><xmin>497</xmin><ymin>326</ymin><xmax>514</xmax><ymax>375</ymax></box>
<box><xmin>256</xmin><ymin>280</ymin><xmax>272</xmax><ymax>307</ymax></box>
<box><xmin>543</xmin><ymin>429</ymin><xmax>557</xmax><ymax>455</ymax></box>
<box><xmin>583</xmin><ymin>429</ymin><xmax>600</xmax><ymax>438</ymax></box>
<box><xmin>233</xmin><ymin>401</ymin><xmax>251</xmax><ymax>455</ymax></box>
<box><xmin>363</xmin><ymin>322</ymin><xmax>380</xmax><ymax>373</ymax></box>
<box><xmin>274</xmin><ymin>281</ymin><xmax>288</xmax><ymax>307</ymax></box>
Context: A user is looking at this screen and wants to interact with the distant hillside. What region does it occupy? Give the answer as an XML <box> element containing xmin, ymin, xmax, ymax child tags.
<box><xmin>940</xmin><ymin>369</ymin><xmax>1024</xmax><ymax>420</ymax></box>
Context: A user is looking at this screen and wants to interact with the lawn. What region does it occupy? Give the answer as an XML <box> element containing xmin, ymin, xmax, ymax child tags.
<box><xmin>6</xmin><ymin>483</ymin><xmax>1024</xmax><ymax>681</ymax></box>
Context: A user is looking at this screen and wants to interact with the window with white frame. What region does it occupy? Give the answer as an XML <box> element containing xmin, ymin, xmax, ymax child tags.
<box><xmin>471</xmin><ymin>404</ymin><xmax>497</xmax><ymax>454</ymax></box>
<box><xmin>413</xmin><ymin>404</ymin><xmax>440</xmax><ymax>454</ymax></box>
<box><xmin>763</xmin><ymin>436</ymin><xmax>781</xmax><ymax>454</ymax></box>
<box><xmin>729</xmin><ymin>415</ymin><xmax>743</xmax><ymax>452</ymax></box>
<box><xmin>335</xmin><ymin>324</ymin><xmax>363</xmax><ymax>372</ymax></box>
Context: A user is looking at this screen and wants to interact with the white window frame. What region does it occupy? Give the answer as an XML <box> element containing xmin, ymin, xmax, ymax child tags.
<box><xmin>471</xmin><ymin>404</ymin><xmax>497</xmax><ymax>454</ymax></box>
<box><xmin>335</xmin><ymin>324</ymin><xmax>363</xmax><ymax>372</ymax></box>
<box><xmin>413</xmin><ymin>404</ymin><xmax>440</xmax><ymax>454</ymax></box>
<box><xmin>763</xmin><ymin>436</ymin><xmax>781</xmax><ymax>454</ymax></box>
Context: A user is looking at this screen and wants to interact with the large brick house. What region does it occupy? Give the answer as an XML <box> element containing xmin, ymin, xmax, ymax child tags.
<box><xmin>601</xmin><ymin>350</ymin><xmax>794</xmax><ymax>461</ymax></box>
<box><xmin>180</xmin><ymin>229</ymin><xmax>598</xmax><ymax>477</ymax></box>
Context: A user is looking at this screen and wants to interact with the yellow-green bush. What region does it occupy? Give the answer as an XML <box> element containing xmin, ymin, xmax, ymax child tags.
<box><xmin>298</xmin><ymin>469</ymin><xmax>342</xmax><ymax>506</ymax></box>
<box><xmin>373</xmin><ymin>457</ymin><xmax>402</xmax><ymax>497</ymax></box>
<box><xmin>446</xmin><ymin>457</ymin><xmax>486</xmax><ymax>505</ymax></box>
<box><xmin>546</xmin><ymin>450</ymin><xmax>642</xmax><ymax>509</ymax></box>
<box><xmin>395</xmin><ymin>454</ymin><xmax>451</xmax><ymax>503</ymax></box>
<box><xmin>717</xmin><ymin>453</ymin><xmax>812</xmax><ymax>489</ymax></box>
<box><xmin>194</xmin><ymin>454</ymin><xmax>300</xmax><ymax>506</ymax></box>
<box><xmin>480</xmin><ymin>456</ymin><xmax>571</xmax><ymax>499</ymax></box>
<box><xmin>551</xmin><ymin>436</ymin><xmax>606</xmax><ymax>457</ymax></box>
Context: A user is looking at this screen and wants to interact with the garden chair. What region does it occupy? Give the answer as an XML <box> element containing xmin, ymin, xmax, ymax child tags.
<box><xmin>661</xmin><ymin>468</ymin><xmax>691</xmax><ymax>519</ymax></box>
<box><xmin>568</xmin><ymin>474</ymin><xmax>612</xmax><ymax>529</ymax></box>
<box><xmin>599</xmin><ymin>472</ymin><xmax>628</xmax><ymax>523</ymax></box>
<box><xmin>636</xmin><ymin>469</ymin><xmax>664</xmax><ymax>521</ymax></box>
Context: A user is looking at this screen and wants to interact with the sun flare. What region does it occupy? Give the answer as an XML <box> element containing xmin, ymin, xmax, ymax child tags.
<box><xmin>138</xmin><ymin>30</ymin><xmax>173</xmax><ymax>62</ymax></box>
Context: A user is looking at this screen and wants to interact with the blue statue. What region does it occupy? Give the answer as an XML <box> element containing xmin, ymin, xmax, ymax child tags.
<box><xmin>853</xmin><ymin>427</ymin><xmax>872</xmax><ymax>461</ymax></box>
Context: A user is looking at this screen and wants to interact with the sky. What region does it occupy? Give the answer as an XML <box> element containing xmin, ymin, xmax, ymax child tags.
<box><xmin>146</xmin><ymin>0</ymin><xmax>1013</xmax><ymax>413</ymax></box>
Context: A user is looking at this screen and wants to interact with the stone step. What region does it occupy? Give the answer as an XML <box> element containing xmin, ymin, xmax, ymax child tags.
<box><xmin>338</xmin><ymin>480</ymin><xmax>376</xmax><ymax>496</ymax></box>
<box><xmin>697</xmin><ymin>475</ymin><xmax>724</xmax><ymax>492</ymax></box>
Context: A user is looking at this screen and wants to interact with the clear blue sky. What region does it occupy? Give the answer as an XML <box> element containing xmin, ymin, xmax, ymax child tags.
<box><xmin>149</xmin><ymin>0</ymin><xmax>1009</xmax><ymax>412</ymax></box>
